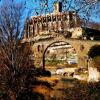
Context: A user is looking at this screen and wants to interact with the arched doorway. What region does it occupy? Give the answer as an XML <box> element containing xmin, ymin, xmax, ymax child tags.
<box><xmin>43</xmin><ymin>41</ymin><xmax>78</xmax><ymax>71</ymax></box>
<box><xmin>87</xmin><ymin>45</ymin><xmax>100</xmax><ymax>82</ymax></box>
<box><xmin>88</xmin><ymin>45</ymin><xmax>100</xmax><ymax>71</ymax></box>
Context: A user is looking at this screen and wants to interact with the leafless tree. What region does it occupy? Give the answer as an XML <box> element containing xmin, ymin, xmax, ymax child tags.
<box><xmin>0</xmin><ymin>0</ymin><xmax>34</xmax><ymax>99</ymax></box>
<box><xmin>0</xmin><ymin>0</ymin><xmax>33</xmax><ymax>73</ymax></box>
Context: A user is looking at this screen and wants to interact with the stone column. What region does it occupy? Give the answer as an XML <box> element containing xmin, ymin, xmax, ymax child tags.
<box><xmin>38</xmin><ymin>23</ymin><xmax>40</xmax><ymax>35</ymax></box>
<box><xmin>33</xmin><ymin>44</ymin><xmax>44</xmax><ymax>68</ymax></box>
<box><xmin>27</xmin><ymin>23</ymin><xmax>30</xmax><ymax>38</ymax></box>
<box><xmin>46</xmin><ymin>16</ymin><xmax>48</xmax><ymax>32</ymax></box>
<box><xmin>67</xmin><ymin>12</ymin><xmax>70</xmax><ymax>28</ymax></box>
<box><xmin>34</xmin><ymin>23</ymin><xmax>38</xmax><ymax>36</ymax></box>
<box><xmin>88</xmin><ymin>58</ymin><xmax>100</xmax><ymax>82</ymax></box>
<box><xmin>23</xmin><ymin>22</ymin><xmax>27</xmax><ymax>39</ymax></box>
<box><xmin>32</xmin><ymin>25</ymin><xmax>35</xmax><ymax>37</ymax></box>
<box><xmin>39</xmin><ymin>23</ymin><xmax>42</xmax><ymax>34</ymax></box>
<box><xmin>24</xmin><ymin>20</ymin><xmax>29</xmax><ymax>39</ymax></box>
<box><xmin>29</xmin><ymin>24</ymin><xmax>33</xmax><ymax>37</ymax></box>
<box><xmin>78</xmin><ymin>55</ymin><xmax>88</xmax><ymax>68</ymax></box>
<box><xmin>57</xmin><ymin>14</ymin><xmax>61</xmax><ymax>31</ymax></box>
<box><xmin>54</xmin><ymin>15</ymin><xmax>58</xmax><ymax>31</ymax></box>
<box><xmin>74</xmin><ymin>12</ymin><xmax>77</xmax><ymax>27</ymax></box>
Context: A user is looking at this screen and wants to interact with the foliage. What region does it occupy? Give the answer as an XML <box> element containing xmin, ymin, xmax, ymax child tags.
<box><xmin>45</xmin><ymin>59</ymin><xmax>65</xmax><ymax>66</ymax></box>
<box><xmin>0</xmin><ymin>67</ymin><xmax>51</xmax><ymax>99</ymax></box>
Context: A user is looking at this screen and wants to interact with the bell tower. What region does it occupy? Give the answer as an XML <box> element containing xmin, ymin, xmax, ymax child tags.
<box><xmin>54</xmin><ymin>1</ymin><xmax>62</xmax><ymax>14</ymax></box>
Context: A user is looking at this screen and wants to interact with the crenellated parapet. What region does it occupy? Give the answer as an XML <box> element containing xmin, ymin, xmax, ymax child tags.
<box><xmin>23</xmin><ymin>11</ymin><xmax>81</xmax><ymax>39</ymax></box>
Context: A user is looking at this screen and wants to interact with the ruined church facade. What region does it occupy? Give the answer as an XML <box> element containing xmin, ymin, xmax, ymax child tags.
<box><xmin>23</xmin><ymin>2</ymin><xmax>82</xmax><ymax>40</ymax></box>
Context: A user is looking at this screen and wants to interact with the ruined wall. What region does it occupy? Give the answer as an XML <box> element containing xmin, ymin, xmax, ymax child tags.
<box><xmin>23</xmin><ymin>11</ymin><xmax>81</xmax><ymax>39</ymax></box>
<box><xmin>31</xmin><ymin>35</ymin><xmax>100</xmax><ymax>69</ymax></box>
<box><xmin>71</xmin><ymin>27</ymin><xmax>83</xmax><ymax>38</ymax></box>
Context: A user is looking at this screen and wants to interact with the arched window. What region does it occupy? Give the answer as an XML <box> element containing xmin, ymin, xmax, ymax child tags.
<box><xmin>69</xmin><ymin>12</ymin><xmax>73</xmax><ymax>21</ymax></box>
<box><xmin>37</xmin><ymin>45</ymin><xmax>40</xmax><ymax>52</ymax></box>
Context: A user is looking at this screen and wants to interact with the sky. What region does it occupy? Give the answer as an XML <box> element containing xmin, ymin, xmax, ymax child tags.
<box><xmin>26</xmin><ymin>0</ymin><xmax>100</xmax><ymax>23</ymax></box>
<box><xmin>0</xmin><ymin>0</ymin><xmax>100</xmax><ymax>23</ymax></box>
<box><xmin>0</xmin><ymin>0</ymin><xmax>99</xmax><ymax>38</ymax></box>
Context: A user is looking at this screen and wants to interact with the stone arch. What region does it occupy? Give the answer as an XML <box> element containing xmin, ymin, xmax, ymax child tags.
<box><xmin>87</xmin><ymin>45</ymin><xmax>100</xmax><ymax>82</ymax></box>
<box><xmin>42</xmin><ymin>41</ymin><xmax>78</xmax><ymax>70</ymax></box>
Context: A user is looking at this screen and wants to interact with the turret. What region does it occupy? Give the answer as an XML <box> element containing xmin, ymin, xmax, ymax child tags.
<box><xmin>54</xmin><ymin>1</ymin><xmax>62</xmax><ymax>14</ymax></box>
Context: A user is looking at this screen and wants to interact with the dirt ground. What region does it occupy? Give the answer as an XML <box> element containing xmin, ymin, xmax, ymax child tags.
<box><xmin>33</xmin><ymin>75</ymin><xmax>100</xmax><ymax>100</ymax></box>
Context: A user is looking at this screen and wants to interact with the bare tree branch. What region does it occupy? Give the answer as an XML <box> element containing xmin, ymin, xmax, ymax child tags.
<box><xmin>0</xmin><ymin>0</ymin><xmax>33</xmax><ymax>73</ymax></box>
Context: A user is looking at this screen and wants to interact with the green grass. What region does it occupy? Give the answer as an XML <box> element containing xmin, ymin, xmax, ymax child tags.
<box><xmin>45</xmin><ymin>60</ymin><xmax>66</xmax><ymax>66</ymax></box>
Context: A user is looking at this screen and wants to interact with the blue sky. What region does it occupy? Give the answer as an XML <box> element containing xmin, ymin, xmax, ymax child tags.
<box><xmin>26</xmin><ymin>0</ymin><xmax>100</xmax><ymax>23</ymax></box>
<box><xmin>0</xmin><ymin>0</ymin><xmax>100</xmax><ymax>23</ymax></box>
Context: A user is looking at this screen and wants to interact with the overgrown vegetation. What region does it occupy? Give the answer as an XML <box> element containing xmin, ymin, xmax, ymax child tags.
<box><xmin>45</xmin><ymin>59</ymin><xmax>65</xmax><ymax>65</ymax></box>
<box><xmin>0</xmin><ymin>1</ymin><xmax>51</xmax><ymax>99</ymax></box>
<box><xmin>31</xmin><ymin>76</ymin><xmax>100</xmax><ymax>100</ymax></box>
